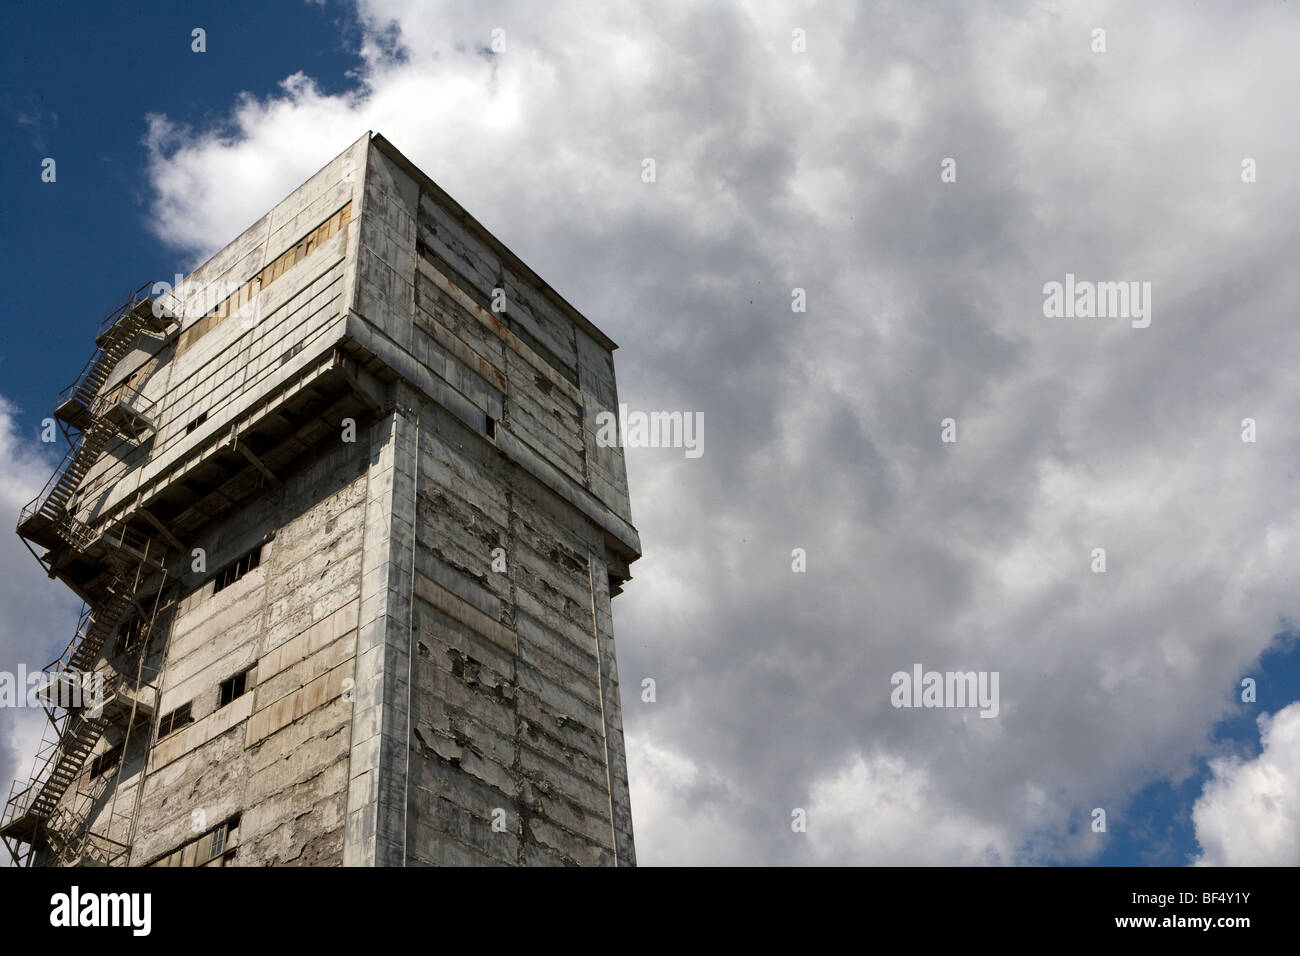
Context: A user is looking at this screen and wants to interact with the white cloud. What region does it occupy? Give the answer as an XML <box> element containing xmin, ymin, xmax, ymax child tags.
<box><xmin>1193</xmin><ymin>702</ymin><xmax>1300</xmax><ymax>866</ymax></box>
<box><xmin>807</xmin><ymin>750</ymin><xmax>1015</xmax><ymax>865</ymax></box>
<box><xmin>0</xmin><ymin>397</ymin><xmax>83</xmax><ymax>863</ymax></box>
<box><xmin>624</xmin><ymin>734</ymin><xmax>755</xmax><ymax>866</ymax></box>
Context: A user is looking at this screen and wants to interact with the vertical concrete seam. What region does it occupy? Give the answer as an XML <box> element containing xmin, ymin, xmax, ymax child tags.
<box><xmin>587</xmin><ymin>557</ymin><xmax>618</xmax><ymax>866</ymax></box>
<box><xmin>506</xmin><ymin>482</ymin><xmax>525</xmax><ymax>866</ymax></box>
<box><xmin>343</xmin><ymin>415</ymin><xmax>379</xmax><ymax>865</ymax></box>
<box><xmin>401</xmin><ymin>408</ymin><xmax>419</xmax><ymax>865</ymax></box>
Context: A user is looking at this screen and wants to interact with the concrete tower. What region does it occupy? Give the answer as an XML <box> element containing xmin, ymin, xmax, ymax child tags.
<box><xmin>2</xmin><ymin>133</ymin><xmax>640</xmax><ymax>867</ymax></box>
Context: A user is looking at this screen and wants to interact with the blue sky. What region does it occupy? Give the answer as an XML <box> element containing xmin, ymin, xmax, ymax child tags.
<box><xmin>1</xmin><ymin>1</ymin><xmax>363</xmax><ymax>431</ymax></box>
<box><xmin>2</xmin><ymin>0</ymin><xmax>1299</xmax><ymax>866</ymax></box>
<box><xmin>1094</xmin><ymin>628</ymin><xmax>1300</xmax><ymax>865</ymax></box>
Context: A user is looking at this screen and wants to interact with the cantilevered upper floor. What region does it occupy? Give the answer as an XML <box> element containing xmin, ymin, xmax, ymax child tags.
<box><xmin>20</xmin><ymin>132</ymin><xmax>640</xmax><ymax>605</ymax></box>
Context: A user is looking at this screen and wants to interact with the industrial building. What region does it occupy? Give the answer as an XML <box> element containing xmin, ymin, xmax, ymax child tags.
<box><xmin>1</xmin><ymin>133</ymin><xmax>640</xmax><ymax>866</ymax></box>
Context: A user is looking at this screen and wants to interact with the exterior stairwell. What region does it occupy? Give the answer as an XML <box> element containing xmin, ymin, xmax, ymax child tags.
<box><xmin>0</xmin><ymin>570</ymin><xmax>165</xmax><ymax>864</ymax></box>
<box><xmin>19</xmin><ymin>285</ymin><xmax>174</xmax><ymax>551</ymax></box>
<box><xmin>28</xmin><ymin>714</ymin><xmax>111</xmax><ymax>823</ymax></box>
<box><xmin>1</xmin><ymin>285</ymin><xmax>175</xmax><ymax>865</ymax></box>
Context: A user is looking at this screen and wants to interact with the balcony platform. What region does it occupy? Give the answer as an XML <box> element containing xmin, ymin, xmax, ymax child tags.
<box><xmin>53</xmin><ymin>395</ymin><xmax>93</xmax><ymax>431</ymax></box>
<box><xmin>100</xmin><ymin>682</ymin><xmax>156</xmax><ymax>726</ymax></box>
<box><xmin>17</xmin><ymin>511</ymin><xmax>57</xmax><ymax>551</ymax></box>
<box><xmin>0</xmin><ymin>802</ymin><xmax>45</xmax><ymax>846</ymax></box>
<box><xmin>40</xmin><ymin>348</ymin><xmax>384</xmax><ymax>604</ymax></box>
<box><xmin>99</xmin><ymin>396</ymin><xmax>156</xmax><ymax>442</ymax></box>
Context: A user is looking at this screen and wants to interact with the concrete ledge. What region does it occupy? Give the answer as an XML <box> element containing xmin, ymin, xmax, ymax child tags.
<box><xmin>246</xmin><ymin>659</ymin><xmax>355</xmax><ymax>746</ymax></box>
<box><xmin>417</xmin><ymin>255</ymin><xmax>581</xmax><ymax>405</ymax></box>
<box><xmin>148</xmin><ymin>693</ymin><xmax>256</xmax><ymax>773</ymax></box>
<box><xmin>414</xmin><ymin>570</ymin><xmax>517</xmax><ymax>656</ymax></box>
<box><xmin>261</xmin><ymin>598</ymin><xmax>361</xmax><ymax>681</ymax></box>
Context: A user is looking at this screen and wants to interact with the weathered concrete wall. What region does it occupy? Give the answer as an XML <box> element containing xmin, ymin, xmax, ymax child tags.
<box><xmin>346</xmin><ymin>139</ymin><xmax>639</xmax><ymax>559</ymax></box>
<box><xmin>73</xmin><ymin>133</ymin><xmax>370</xmax><ymax>526</ymax></box>
<box><xmin>31</xmin><ymin>132</ymin><xmax>638</xmax><ymax>868</ymax></box>
<box><xmin>338</xmin><ymin>138</ymin><xmax>639</xmax><ymax>865</ymax></box>
<box><xmin>61</xmin><ymin>432</ymin><xmax>374</xmax><ymax>866</ymax></box>
<box><xmin>133</xmin><ymin>432</ymin><xmax>373</xmax><ymax>866</ymax></box>
<box><xmin>399</xmin><ymin>390</ymin><xmax>635</xmax><ymax>865</ymax></box>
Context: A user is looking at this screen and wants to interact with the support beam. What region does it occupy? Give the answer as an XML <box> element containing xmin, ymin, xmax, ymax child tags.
<box><xmin>337</xmin><ymin>355</ymin><xmax>384</xmax><ymax>413</ymax></box>
<box><xmin>230</xmin><ymin>440</ymin><xmax>282</xmax><ymax>491</ymax></box>
<box><xmin>139</xmin><ymin>508</ymin><xmax>185</xmax><ymax>551</ymax></box>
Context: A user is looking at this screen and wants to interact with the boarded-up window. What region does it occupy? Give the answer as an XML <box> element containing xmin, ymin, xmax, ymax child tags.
<box><xmin>175</xmin><ymin>201</ymin><xmax>351</xmax><ymax>357</ymax></box>
<box><xmin>151</xmin><ymin>814</ymin><xmax>240</xmax><ymax>867</ymax></box>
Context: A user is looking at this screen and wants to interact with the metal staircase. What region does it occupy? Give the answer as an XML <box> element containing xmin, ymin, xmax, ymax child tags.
<box><xmin>20</xmin><ymin>284</ymin><xmax>171</xmax><ymax>553</ymax></box>
<box><xmin>1</xmin><ymin>285</ymin><xmax>176</xmax><ymax>867</ymax></box>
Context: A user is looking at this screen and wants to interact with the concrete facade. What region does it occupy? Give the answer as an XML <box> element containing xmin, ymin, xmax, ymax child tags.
<box><xmin>5</xmin><ymin>133</ymin><xmax>639</xmax><ymax>867</ymax></box>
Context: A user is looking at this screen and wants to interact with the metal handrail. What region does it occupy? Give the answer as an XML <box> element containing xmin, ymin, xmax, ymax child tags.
<box><xmin>95</xmin><ymin>281</ymin><xmax>157</xmax><ymax>341</ymax></box>
<box><xmin>55</xmin><ymin>352</ymin><xmax>103</xmax><ymax>413</ymax></box>
<box><xmin>17</xmin><ymin>391</ymin><xmax>157</xmax><ymax>539</ymax></box>
<box><xmin>46</xmin><ymin>602</ymin><xmax>98</xmax><ymax>679</ymax></box>
<box><xmin>55</xmin><ymin>282</ymin><xmax>165</xmax><ymax>412</ymax></box>
<box><xmin>56</xmin><ymin>514</ymin><xmax>96</xmax><ymax>551</ymax></box>
<box><xmin>100</xmin><ymin>520</ymin><xmax>154</xmax><ymax>557</ymax></box>
<box><xmin>1</xmin><ymin>722</ymin><xmax>59</xmax><ymax>826</ymax></box>
<box><xmin>3</xmin><ymin>780</ymin><xmax>35</xmax><ymax>824</ymax></box>
<box><xmin>16</xmin><ymin>439</ymin><xmax>81</xmax><ymax>529</ymax></box>
<box><xmin>5</xmin><ymin>282</ymin><xmax>178</xmax><ymax>865</ymax></box>
<box><xmin>19</xmin><ymin>390</ymin><xmax>159</xmax><ymax>538</ymax></box>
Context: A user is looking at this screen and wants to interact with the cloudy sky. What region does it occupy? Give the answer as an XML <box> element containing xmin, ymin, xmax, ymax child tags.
<box><xmin>2</xmin><ymin>0</ymin><xmax>1299</xmax><ymax>866</ymax></box>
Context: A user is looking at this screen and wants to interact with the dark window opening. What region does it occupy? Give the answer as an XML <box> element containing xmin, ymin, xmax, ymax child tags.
<box><xmin>113</xmin><ymin>597</ymin><xmax>160</xmax><ymax>657</ymax></box>
<box><xmin>89</xmin><ymin>743</ymin><xmax>123</xmax><ymax>779</ymax></box>
<box><xmin>213</xmin><ymin>545</ymin><xmax>262</xmax><ymax>595</ymax></box>
<box><xmin>279</xmin><ymin>341</ymin><xmax>304</xmax><ymax>366</ymax></box>
<box><xmin>186</xmin><ymin>411</ymin><xmax>208</xmax><ymax>434</ymax></box>
<box><xmin>218</xmin><ymin>667</ymin><xmax>252</xmax><ymax>708</ymax></box>
<box><xmin>114</xmin><ymin>614</ymin><xmax>148</xmax><ymax>657</ymax></box>
<box><xmin>485</xmin><ymin>414</ymin><xmax>497</xmax><ymax>439</ymax></box>
<box><xmin>157</xmin><ymin>702</ymin><xmax>193</xmax><ymax>739</ymax></box>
